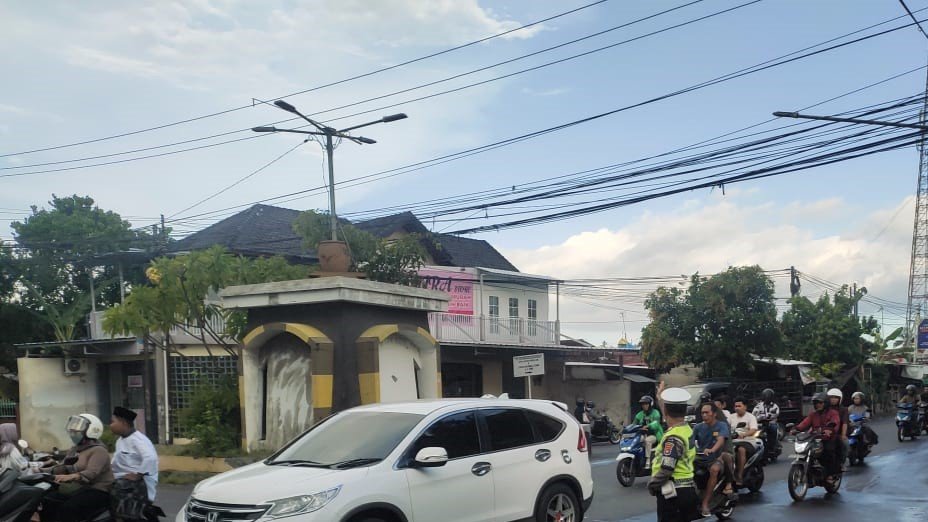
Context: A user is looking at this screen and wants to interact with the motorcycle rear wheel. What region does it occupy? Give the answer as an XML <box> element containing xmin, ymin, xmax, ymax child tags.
<box><xmin>824</xmin><ymin>474</ymin><xmax>842</xmax><ymax>494</ymax></box>
<box><xmin>716</xmin><ymin>505</ymin><xmax>734</xmax><ymax>520</ymax></box>
<box><xmin>898</xmin><ymin>426</ymin><xmax>905</xmax><ymax>442</ymax></box>
<box><xmin>787</xmin><ymin>464</ymin><xmax>807</xmax><ymax>502</ymax></box>
<box><xmin>609</xmin><ymin>429</ymin><xmax>621</xmax><ymax>445</ymax></box>
<box><xmin>748</xmin><ymin>467</ymin><xmax>764</xmax><ymax>494</ymax></box>
<box><xmin>848</xmin><ymin>453</ymin><xmax>858</xmax><ymax>467</ymax></box>
<box><xmin>616</xmin><ymin>459</ymin><xmax>636</xmax><ymax>487</ymax></box>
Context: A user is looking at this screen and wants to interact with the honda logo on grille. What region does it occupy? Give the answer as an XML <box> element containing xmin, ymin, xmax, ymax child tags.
<box><xmin>207</xmin><ymin>512</ymin><xmax>218</xmax><ymax>522</ymax></box>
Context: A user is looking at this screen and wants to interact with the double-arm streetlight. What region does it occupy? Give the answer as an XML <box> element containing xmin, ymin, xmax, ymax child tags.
<box><xmin>253</xmin><ymin>100</ymin><xmax>408</xmax><ymax>241</ymax></box>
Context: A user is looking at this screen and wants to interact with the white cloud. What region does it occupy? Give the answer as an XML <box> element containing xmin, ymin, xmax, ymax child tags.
<box><xmin>503</xmin><ymin>194</ymin><xmax>914</xmax><ymax>345</ymax></box>
<box><xmin>0</xmin><ymin>104</ymin><xmax>27</xmax><ymax>115</ymax></box>
<box><xmin>521</xmin><ymin>87</ymin><xmax>570</xmax><ymax>96</ymax></box>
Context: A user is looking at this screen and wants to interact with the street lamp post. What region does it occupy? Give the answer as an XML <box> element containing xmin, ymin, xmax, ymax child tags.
<box><xmin>253</xmin><ymin>100</ymin><xmax>408</xmax><ymax>241</ymax></box>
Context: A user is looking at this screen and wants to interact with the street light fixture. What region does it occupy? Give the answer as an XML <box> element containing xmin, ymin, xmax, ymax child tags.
<box><xmin>252</xmin><ymin>100</ymin><xmax>409</xmax><ymax>242</ymax></box>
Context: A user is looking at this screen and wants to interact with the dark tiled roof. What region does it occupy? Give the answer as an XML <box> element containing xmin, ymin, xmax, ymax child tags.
<box><xmin>169</xmin><ymin>205</ymin><xmax>312</xmax><ymax>262</ymax></box>
<box><xmin>171</xmin><ymin>205</ymin><xmax>518</xmax><ymax>271</ymax></box>
<box><xmin>435</xmin><ymin>234</ymin><xmax>518</xmax><ymax>272</ymax></box>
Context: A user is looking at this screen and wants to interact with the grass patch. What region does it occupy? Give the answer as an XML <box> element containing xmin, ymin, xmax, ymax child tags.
<box><xmin>159</xmin><ymin>471</ymin><xmax>216</xmax><ymax>485</ymax></box>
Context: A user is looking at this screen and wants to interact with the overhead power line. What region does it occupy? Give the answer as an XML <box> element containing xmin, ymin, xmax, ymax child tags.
<box><xmin>899</xmin><ymin>0</ymin><xmax>928</xmax><ymax>40</ymax></box>
<box><xmin>0</xmin><ymin>0</ymin><xmax>610</xmax><ymax>159</ymax></box>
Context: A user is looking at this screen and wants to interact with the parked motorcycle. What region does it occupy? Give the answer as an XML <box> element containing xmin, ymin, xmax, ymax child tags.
<box><xmin>785</xmin><ymin>423</ymin><xmax>843</xmax><ymax>501</ymax></box>
<box><xmin>897</xmin><ymin>403</ymin><xmax>920</xmax><ymax>442</ymax></box>
<box><xmin>847</xmin><ymin>412</ymin><xmax>873</xmax><ymax>466</ymax></box>
<box><xmin>731</xmin><ymin>424</ymin><xmax>765</xmax><ymax>494</ymax></box>
<box><xmin>693</xmin><ymin>454</ymin><xmax>737</xmax><ymax>520</ymax></box>
<box><xmin>615</xmin><ymin>425</ymin><xmax>651</xmax><ymax>487</ymax></box>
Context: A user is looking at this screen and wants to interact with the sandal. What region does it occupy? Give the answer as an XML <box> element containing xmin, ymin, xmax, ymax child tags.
<box><xmin>700</xmin><ymin>507</ymin><xmax>712</xmax><ymax>518</ymax></box>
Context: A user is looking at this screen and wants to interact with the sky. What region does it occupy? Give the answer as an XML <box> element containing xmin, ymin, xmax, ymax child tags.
<box><xmin>1</xmin><ymin>0</ymin><xmax>926</xmax><ymax>344</ymax></box>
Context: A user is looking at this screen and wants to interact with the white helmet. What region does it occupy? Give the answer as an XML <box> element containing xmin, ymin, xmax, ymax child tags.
<box><xmin>827</xmin><ymin>388</ymin><xmax>843</xmax><ymax>400</ymax></box>
<box><xmin>851</xmin><ymin>391</ymin><xmax>865</xmax><ymax>401</ymax></box>
<box><xmin>66</xmin><ymin>414</ymin><xmax>104</xmax><ymax>440</ymax></box>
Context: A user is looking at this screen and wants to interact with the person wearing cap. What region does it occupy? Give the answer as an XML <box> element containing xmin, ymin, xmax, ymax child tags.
<box><xmin>110</xmin><ymin>406</ymin><xmax>159</xmax><ymax>519</ymax></box>
<box><xmin>634</xmin><ymin>395</ymin><xmax>663</xmax><ymax>466</ymax></box>
<box><xmin>647</xmin><ymin>387</ymin><xmax>698</xmax><ymax>522</ymax></box>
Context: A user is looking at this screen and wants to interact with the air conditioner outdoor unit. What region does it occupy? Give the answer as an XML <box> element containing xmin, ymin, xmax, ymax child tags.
<box><xmin>63</xmin><ymin>358</ymin><xmax>88</xmax><ymax>376</ymax></box>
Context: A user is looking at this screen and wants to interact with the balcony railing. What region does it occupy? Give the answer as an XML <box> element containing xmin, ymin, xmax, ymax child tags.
<box><xmin>88</xmin><ymin>310</ymin><xmax>228</xmax><ymax>344</ymax></box>
<box><xmin>428</xmin><ymin>312</ymin><xmax>559</xmax><ymax>346</ymax></box>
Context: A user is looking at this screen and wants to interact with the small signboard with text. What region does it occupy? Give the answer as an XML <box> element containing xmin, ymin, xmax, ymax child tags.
<box><xmin>919</xmin><ymin>319</ymin><xmax>928</xmax><ymax>350</ymax></box>
<box><xmin>513</xmin><ymin>353</ymin><xmax>545</xmax><ymax>378</ymax></box>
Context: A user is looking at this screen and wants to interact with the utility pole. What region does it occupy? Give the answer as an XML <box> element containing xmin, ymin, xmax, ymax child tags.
<box><xmin>160</xmin><ymin>214</ymin><xmax>167</xmax><ymax>251</ymax></box>
<box><xmin>852</xmin><ymin>282</ymin><xmax>859</xmax><ymax>319</ymax></box>
<box><xmin>790</xmin><ymin>266</ymin><xmax>800</xmax><ymax>297</ymax></box>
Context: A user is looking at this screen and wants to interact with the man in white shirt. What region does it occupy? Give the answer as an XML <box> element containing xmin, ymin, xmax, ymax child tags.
<box><xmin>729</xmin><ymin>398</ymin><xmax>758</xmax><ymax>484</ymax></box>
<box><xmin>109</xmin><ymin>407</ymin><xmax>159</xmax><ymax>504</ymax></box>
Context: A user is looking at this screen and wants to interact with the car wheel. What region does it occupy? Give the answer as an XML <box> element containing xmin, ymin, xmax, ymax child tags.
<box><xmin>535</xmin><ymin>483</ymin><xmax>580</xmax><ymax>522</ymax></box>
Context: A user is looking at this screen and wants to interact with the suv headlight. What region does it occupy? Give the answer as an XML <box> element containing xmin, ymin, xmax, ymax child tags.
<box><xmin>266</xmin><ymin>487</ymin><xmax>341</xmax><ymax>519</ymax></box>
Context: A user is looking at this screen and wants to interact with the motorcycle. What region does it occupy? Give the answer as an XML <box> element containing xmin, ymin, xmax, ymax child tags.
<box><xmin>615</xmin><ymin>425</ymin><xmax>652</xmax><ymax>487</ymax></box>
<box><xmin>587</xmin><ymin>410</ymin><xmax>621</xmax><ymax>444</ymax></box>
<box><xmin>19</xmin><ymin>472</ymin><xmax>165</xmax><ymax>522</ymax></box>
<box><xmin>731</xmin><ymin>424</ymin><xmax>765</xmax><ymax>494</ymax></box>
<box><xmin>0</xmin><ymin>469</ymin><xmax>50</xmax><ymax>522</ymax></box>
<box><xmin>693</xmin><ymin>454</ymin><xmax>737</xmax><ymax>520</ymax></box>
<box><xmin>785</xmin><ymin>423</ymin><xmax>842</xmax><ymax>501</ymax></box>
<box><xmin>847</xmin><ymin>413</ymin><xmax>873</xmax><ymax>466</ymax></box>
<box><xmin>919</xmin><ymin>402</ymin><xmax>928</xmax><ymax>434</ymax></box>
<box><xmin>896</xmin><ymin>403</ymin><xmax>920</xmax><ymax>441</ymax></box>
<box><xmin>755</xmin><ymin>414</ymin><xmax>781</xmax><ymax>463</ymax></box>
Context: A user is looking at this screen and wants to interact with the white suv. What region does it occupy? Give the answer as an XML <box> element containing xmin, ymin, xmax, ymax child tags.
<box><xmin>181</xmin><ymin>398</ymin><xmax>593</xmax><ymax>522</ymax></box>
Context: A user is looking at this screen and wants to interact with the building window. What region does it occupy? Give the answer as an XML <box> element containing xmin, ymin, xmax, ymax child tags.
<box><xmin>168</xmin><ymin>356</ymin><xmax>237</xmax><ymax>439</ymax></box>
<box><xmin>489</xmin><ymin>296</ymin><xmax>499</xmax><ymax>334</ymax></box>
<box><xmin>509</xmin><ymin>298</ymin><xmax>519</xmax><ymax>318</ymax></box>
<box><xmin>528</xmin><ymin>299</ymin><xmax>538</xmax><ymax>336</ymax></box>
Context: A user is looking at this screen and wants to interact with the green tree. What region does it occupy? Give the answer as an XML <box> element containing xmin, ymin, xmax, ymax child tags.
<box><xmin>781</xmin><ymin>286</ymin><xmax>878</xmax><ymax>378</ymax></box>
<box><xmin>103</xmin><ymin>246</ymin><xmax>307</xmax><ymax>358</ymax></box>
<box><xmin>292</xmin><ymin>210</ymin><xmax>427</xmax><ymax>285</ymax></box>
<box><xmin>10</xmin><ymin>195</ymin><xmax>160</xmax><ymax>339</ymax></box>
<box><xmin>641</xmin><ymin>266</ymin><xmax>782</xmax><ymax>378</ymax></box>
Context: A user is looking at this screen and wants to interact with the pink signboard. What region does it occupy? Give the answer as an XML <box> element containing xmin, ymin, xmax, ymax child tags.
<box><xmin>419</xmin><ymin>268</ymin><xmax>474</xmax><ymax>315</ymax></box>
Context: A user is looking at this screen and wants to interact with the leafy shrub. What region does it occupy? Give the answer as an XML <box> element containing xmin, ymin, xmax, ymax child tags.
<box><xmin>178</xmin><ymin>376</ymin><xmax>240</xmax><ymax>457</ymax></box>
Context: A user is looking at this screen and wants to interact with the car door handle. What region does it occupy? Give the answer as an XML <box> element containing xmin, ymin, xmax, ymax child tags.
<box><xmin>471</xmin><ymin>462</ymin><xmax>492</xmax><ymax>476</ymax></box>
<box><xmin>535</xmin><ymin>449</ymin><xmax>552</xmax><ymax>462</ymax></box>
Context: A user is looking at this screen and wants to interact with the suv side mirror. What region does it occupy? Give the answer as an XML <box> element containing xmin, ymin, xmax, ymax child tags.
<box><xmin>414</xmin><ymin>447</ymin><xmax>448</xmax><ymax>468</ymax></box>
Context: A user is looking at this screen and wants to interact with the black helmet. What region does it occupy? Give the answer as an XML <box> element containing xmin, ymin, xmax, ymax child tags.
<box><xmin>639</xmin><ymin>395</ymin><xmax>654</xmax><ymax>406</ymax></box>
<box><xmin>812</xmin><ymin>392</ymin><xmax>827</xmax><ymax>404</ymax></box>
<box><xmin>576</xmin><ymin>398</ymin><xmax>585</xmax><ymax>406</ymax></box>
<box><xmin>907</xmin><ymin>384</ymin><xmax>918</xmax><ymax>395</ymax></box>
<box><xmin>762</xmin><ymin>388</ymin><xmax>775</xmax><ymax>402</ymax></box>
<box><xmin>586</xmin><ymin>400</ymin><xmax>595</xmax><ymax>408</ymax></box>
<box><xmin>699</xmin><ymin>392</ymin><xmax>713</xmax><ymax>404</ymax></box>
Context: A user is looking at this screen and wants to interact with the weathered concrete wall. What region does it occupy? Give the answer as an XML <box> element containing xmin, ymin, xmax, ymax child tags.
<box><xmin>533</xmin><ymin>360</ymin><xmax>632</xmax><ymax>426</ymax></box>
<box><xmin>261</xmin><ymin>334</ymin><xmax>313</xmax><ymax>450</ymax></box>
<box><xmin>379</xmin><ymin>336</ymin><xmax>422</xmax><ymax>402</ymax></box>
<box><xmin>482</xmin><ymin>360</ymin><xmax>503</xmax><ymax>396</ymax></box>
<box><xmin>659</xmin><ymin>365</ymin><xmax>700</xmax><ymax>388</ymax></box>
<box><xmin>18</xmin><ymin>357</ymin><xmax>101</xmax><ymax>450</ymax></box>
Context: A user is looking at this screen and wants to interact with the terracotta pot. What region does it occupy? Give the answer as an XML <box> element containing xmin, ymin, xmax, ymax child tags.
<box><xmin>317</xmin><ymin>240</ymin><xmax>351</xmax><ymax>273</ymax></box>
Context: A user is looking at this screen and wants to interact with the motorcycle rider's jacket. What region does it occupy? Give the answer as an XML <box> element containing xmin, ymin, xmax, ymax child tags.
<box><xmin>51</xmin><ymin>439</ymin><xmax>114</xmax><ymax>493</ymax></box>
<box><xmin>649</xmin><ymin>424</ymin><xmax>696</xmax><ymax>485</ymax></box>
<box><xmin>795</xmin><ymin>408</ymin><xmax>840</xmax><ymax>441</ymax></box>
<box><xmin>752</xmin><ymin>401</ymin><xmax>779</xmax><ymax>421</ymax></box>
<box><xmin>635</xmin><ymin>409</ymin><xmax>664</xmax><ymax>441</ymax></box>
<box><xmin>899</xmin><ymin>394</ymin><xmax>919</xmax><ymax>407</ymax></box>
<box><xmin>847</xmin><ymin>404</ymin><xmax>870</xmax><ymax>422</ymax></box>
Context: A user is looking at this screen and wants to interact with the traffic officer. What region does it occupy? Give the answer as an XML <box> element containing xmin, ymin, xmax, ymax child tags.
<box><xmin>648</xmin><ymin>387</ymin><xmax>698</xmax><ymax>522</ymax></box>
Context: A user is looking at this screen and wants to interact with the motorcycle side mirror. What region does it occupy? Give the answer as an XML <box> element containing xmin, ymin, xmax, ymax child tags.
<box><xmin>17</xmin><ymin>440</ymin><xmax>28</xmax><ymax>450</ymax></box>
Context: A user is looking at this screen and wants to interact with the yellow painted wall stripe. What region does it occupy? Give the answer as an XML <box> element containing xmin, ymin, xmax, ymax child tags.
<box><xmin>242</xmin><ymin>325</ymin><xmax>267</xmax><ymax>346</ymax></box>
<box><xmin>358</xmin><ymin>372</ymin><xmax>381</xmax><ymax>404</ymax></box>
<box><xmin>242</xmin><ymin>322</ymin><xmax>332</xmax><ymax>349</ymax></box>
<box><xmin>358</xmin><ymin>324</ymin><xmax>400</xmax><ymax>343</ymax></box>
<box><xmin>312</xmin><ymin>374</ymin><xmax>334</xmax><ymax>409</ymax></box>
<box><xmin>416</xmin><ymin>327</ymin><xmax>438</xmax><ymax>346</ymax></box>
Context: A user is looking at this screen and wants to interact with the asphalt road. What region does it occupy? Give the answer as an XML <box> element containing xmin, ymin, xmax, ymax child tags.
<box><xmin>160</xmin><ymin>416</ymin><xmax>913</xmax><ymax>521</ymax></box>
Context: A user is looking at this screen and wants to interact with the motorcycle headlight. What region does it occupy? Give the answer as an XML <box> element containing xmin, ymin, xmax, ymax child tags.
<box><xmin>794</xmin><ymin>441</ymin><xmax>809</xmax><ymax>453</ymax></box>
<box><xmin>266</xmin><ymin>487</ymin><xmax>341</xmax><ymax>519</ymax></box>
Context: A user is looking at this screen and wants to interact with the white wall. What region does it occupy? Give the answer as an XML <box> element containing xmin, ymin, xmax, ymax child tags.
<box><xmin>379</xmin><ymin>336</ymin><xmax>439</xmax><ymax>402</ymax></box>
<box><xmin>18</xmin><ymin>357</ymin><xmax>101</xmax><ymax>451</ymax></box>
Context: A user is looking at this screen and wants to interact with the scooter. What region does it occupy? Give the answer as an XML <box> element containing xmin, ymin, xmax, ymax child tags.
<box><xmin>919</xmin><ymin>402</ymin><xmax>928</xmax><ymax>435</ymax></box>
<box><xmin>0</xmin><ymin>469</ymin><xmax>50</xmax><ymax>522</ymax></box>
<box><xmin>847</xmin><ymin>413</ymin><xmax>873</xmax><ymax>466</ymax></box>
<box><xmin>755</xmin><ymin>414</ymin><xmax>781</xmax><ymax>463</ymax></box>
<box><xmin>897</xmin><ymin>403</ymin><xmax>919</xmax><ymax>441</ymax></box>
<box><xmin>585</xmin><ymin>404</ymin><xmax>621</xmax><ymax>444</ymax></box>
<box><xmin>731</xmin><ymin>425</ymin><xmax>765</xmax><ymax>494</ymax></box>
<box><xmin>693</xmin><ymin>454</ymin><xmax>737</xmax><ymax>520</ymax></box>
<box><xmin>615</xmin><ymin>424</ymin><xmax>652</xmax><ymax>487</ymax></box>
<box><xmin>785</xmin><ymin>423</ymin><xmax>843</xmax><ymax>501</ymax></box>
<box><xmin>21</xmin><ymin>473</ymin><xmax>165</xmax><ymax>522</ymax></box>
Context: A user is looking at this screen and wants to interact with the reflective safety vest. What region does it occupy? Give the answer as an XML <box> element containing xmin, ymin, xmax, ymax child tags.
<box><xmin>650</xmin><ymin>424</ymin><xmax>696</xmax><ymax>481</ymax></box>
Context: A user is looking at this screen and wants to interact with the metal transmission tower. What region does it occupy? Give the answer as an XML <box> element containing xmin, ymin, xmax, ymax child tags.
<box><xmin>904</xmin><ymin>69</ymin><xmax>928</xmax><ymax>355</ymax></box>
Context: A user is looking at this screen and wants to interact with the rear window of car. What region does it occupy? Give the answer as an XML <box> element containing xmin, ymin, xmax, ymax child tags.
<box><xmin>409</xmin><ymin>410</ymin><xmax>481</xmax><ymax>460</ymax></box>
<box><xmin>525</xmin><ymin>410</ymin><xmax>565</xmax><ymax>442</ymax></box>
<box><xmin>482</xmin><ymin>408</ymin><xmax>536</xmax><ymax>451</ymax></box>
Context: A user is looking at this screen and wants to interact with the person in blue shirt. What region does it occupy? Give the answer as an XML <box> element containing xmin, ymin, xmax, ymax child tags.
<box><xmin>693</xmin><ymin>402</ymin><xmax>732</xmax><ymax>517</ymax></box>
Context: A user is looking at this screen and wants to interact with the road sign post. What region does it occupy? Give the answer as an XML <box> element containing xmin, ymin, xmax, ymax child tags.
<box><xmin>513</xmin><ymin>353</ymin><xmax>544</xmax><ymax>399</ymax></box>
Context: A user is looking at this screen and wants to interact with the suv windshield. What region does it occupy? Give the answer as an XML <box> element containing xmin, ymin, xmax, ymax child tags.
<box><xmin>269</xmin><ymin>411</ymin><xmax>424</xmax><ymax>468</ymax></box>
<box><xmin>681</xmin><ymin>385</ymin><xmax>706</xmax><ymax>407</ymax></box>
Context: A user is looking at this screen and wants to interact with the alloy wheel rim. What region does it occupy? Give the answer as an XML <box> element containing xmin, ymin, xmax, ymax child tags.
<box><xmin>546</xmin><ymin>493</ymin><xmax>576</xmax><ymax>522</ymax></box>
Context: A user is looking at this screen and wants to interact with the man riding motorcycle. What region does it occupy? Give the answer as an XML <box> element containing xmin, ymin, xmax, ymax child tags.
<box><xmin>693</xmin><ymin>402</ymin><xmax>732</xmax><ymax>518</ymax></box>
<box><xmin>752</xmin><ymin>388</ymin><xmax>780</xmax><ymax>454</ymax></box>
<box><xmin>900</xmin><ymin>384</ymin><xmax>920</xmax><ymax>406</ymax></box>
<box><xmin>110</xmin><ymin>407</ymin><xmax>159</xmax><ymax>521</ymax></box>
<box><xmin>634</xmin><ymin>396</ymin><xmax>663</xmax><ymax>466</ymax></box>
<box><xmin>728</xmin><ymin>398</ymin><xmax>758</xmax><ymax>485</ymax></box>
<box><xmin>40</xmin><ymin>413</ymin><xmax>115</xmax><ymax>522</ymax></box>
<box><xmin>792</xmin><ymin>393</ymin><xmax>841</xmax><ymax>481</ymax></box>
<box><xmin>847</xmin><ymin>391</ymin><xmax>878</xmax><ymax>446</ymax></box>
<box><xmin>827</xmin><ymin>388</ymin><xmax>849</xmax><ymax>471</ymax></box>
